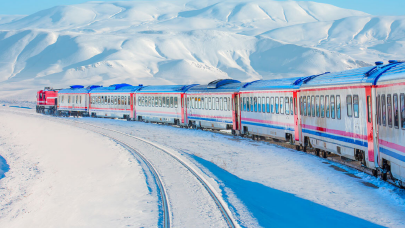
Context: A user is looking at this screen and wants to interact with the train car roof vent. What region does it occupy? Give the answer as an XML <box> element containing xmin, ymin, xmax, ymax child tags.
<box><xmin>88</xmin><ymin>85</ymin><xmax>101</xmax><ymax>90</ymax></box>
<box><xmin>301</xmin><ymin>72</ymin><xmax>330</xmax><ymax>84</ymax></box>
<box><xmin>207</xmin><ymin>79</ymin><xmax>241</xmax><ymax>89</ymax></box>
<box><xmin>138</xmin><ymin>84</ymin><xmax>143</xmax><ymax>87</ymax></box>
<box><xmin>70</xmin><ymin>85</ymin><xmax>84</xmax><ymax>89</ymax></box>
<box><xmin>375</xmin><ymin>61</ymin><xmax>384</xmax><ymax>65</ymax></box>
<box><xmin>242</xmin><ymin>80</ymin><xmax>260</xmax><ymax>88</ymax></box>
<box><xmin>180</xmin><ymin>84</ymin><xmax>199</xmax><ymax>91</ymax></box>
<box><xmin>108</xmin><ymin>83</ymin><xmax>132</xmax><ymax>90</ymax></box>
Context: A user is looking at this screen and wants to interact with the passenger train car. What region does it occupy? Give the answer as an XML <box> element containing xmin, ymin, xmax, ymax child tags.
<box><xmin>135</xmin><ymin>84</ymin><xmax>197</xmax><ymax>125</ymax></box>
<box><xmin>36</xmin><ymin>60</ymin><xmax>405</xmax><ymax>187</ymax></box>
<box><xmin>89</xmin><ymin>84</ymin><xmax>142</xmax><ymax>119</ymax></box>
<box><xmin>185</xmin><ymin>79</ymin><xmax>242</xmax><ymax>132</ymax></box>
<box><xmin>57</xmin><ymin>85</ymin><xmax>100</xmax><ymax>116</ymax></box>
<box><xmin>238</xmin><ymin>77</ymin><xmax>311</xmax><ymax>145</ymax></box>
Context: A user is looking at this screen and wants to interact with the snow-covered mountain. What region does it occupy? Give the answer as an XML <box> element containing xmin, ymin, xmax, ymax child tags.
<box><xmin>0</xmin><ymin>0</ymin><xmax>404</xmax><ymax>100</ymax></box>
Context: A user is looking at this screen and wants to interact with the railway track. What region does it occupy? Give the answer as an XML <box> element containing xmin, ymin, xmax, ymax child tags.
<box><xmin>70</xmin><ymin>120</ymin><xmax>238</xmax><ymax>228</ymax></box>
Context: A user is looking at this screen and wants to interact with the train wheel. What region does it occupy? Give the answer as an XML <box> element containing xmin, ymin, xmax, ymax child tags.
<box><xmin>315</xmin><ymin>149</ymin><xmax>320</xmax><ymax>157</ymax></box>
<box><xmin>322</xmin><ymin>151</ymin><xmax>327</xmax><ymax>158</ymax></box>
<box><xmin>382</xmin><ymin>172</ymin><xmax>388</xmax><ymax>181</ymax></box>
<box><xmin>295</xmin><ymin>145</ymin><xmax>301</xmax><ymax>151</ymax></box>
<box><xmin>303</xmin><ymin>146</ymin><xmax>307</xmax><ymax>152</ymax></box>
<box><xmin>372</xmin><ymin>169</ymin><xmax>378</xmax><ymax>177</ymax></box>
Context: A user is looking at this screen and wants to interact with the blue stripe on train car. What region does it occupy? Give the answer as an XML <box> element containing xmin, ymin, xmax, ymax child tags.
<box><xmin>189</xmin><ymin>116</ymin><xmax>233</xmax><ymax>124</ymax></box>
<box><xmin>380</xmin><ymin>147</ymin><xmax>405</xmax><ymax>162</ymax></box>
<box><xmin>242</xmin><ymin>121</ymin><xmax>294</xmax><ymax>131</ymax></box>
<box><xmin>302</xmin><ymin>129</ymin><xmax>368</xmax><ymax>147</ymax></box>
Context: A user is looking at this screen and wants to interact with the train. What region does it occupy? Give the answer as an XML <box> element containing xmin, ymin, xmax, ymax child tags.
<box><xmin>36</xmin><ymin>60</ymin><xmax>405</xmax><ymax>188</ymax></box>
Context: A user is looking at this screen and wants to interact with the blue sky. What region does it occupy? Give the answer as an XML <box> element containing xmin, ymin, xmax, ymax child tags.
<box><xmin>0</xmin><ymin>0</ymin><xmax>404</xmax><ymax>16</ymax></box>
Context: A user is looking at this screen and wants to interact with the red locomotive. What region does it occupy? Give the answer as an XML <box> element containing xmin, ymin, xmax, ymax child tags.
<box><xmin>36</xmin><ymin>87</ymin><xmax>59</xmax><ymax>114</ymax></box>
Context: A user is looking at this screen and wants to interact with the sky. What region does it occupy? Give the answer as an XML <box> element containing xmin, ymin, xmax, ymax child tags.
<box><xmin>0</xmin><ymin>0</ymin><xmax>404</xmax><ymax>16</ymax></box>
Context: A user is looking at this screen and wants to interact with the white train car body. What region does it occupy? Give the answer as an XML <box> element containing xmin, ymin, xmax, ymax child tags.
<box><xmin>374</xmin><ymin>61</ymin><xmax>405</xmax><ymax>184</ymax></box>
<box><xmin>89</xmin><ymin>84</ymin><xmax>141</xmax><ymax>119</ymax></box>
<box><xmin>57</xmin><ymin>85</ymin><xmax>97</xmax><ymax>116</ymax></box>
<box><xmin>239</xmin><ymin>78</ymin><xmax>302</xmax><ymax>143</ymax></box>
<box><xmin>185</xmin><ymin>80</ymin><xmax>242</xmax><ymax>131</ymax></box>
<box><xmin>135</xmin><ymin>85</ymin><xmax>197</xmax><ymax>125</ymax></box>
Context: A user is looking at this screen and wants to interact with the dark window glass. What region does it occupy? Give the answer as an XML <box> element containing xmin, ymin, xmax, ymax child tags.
<box><xmin>266</xmin><ymin>97</ymin><xmax>270</xmax><ymax>113</ymax></box>
<box><xmin>320</xmin><ymin>96</ymin><xmax>325</xmax><ymax>118</ymax></box>
<box><xmin>307</xmin><ymin>96</ymin><xmax>311</xmax><ymax>116</ymax></box>
<box><xmin>285</xmin><ymin>97</ymin><xmax>290</xmax><ymax>115</ymax></box>
<box><xmin>331</xmin><ymin>95</ymin><xmax>335</xmax><ymax>119</ymax></box>
<box><xmin>316</xmin><ymin>95</ymin><xmax>320</xmax><ymax>117</ymax></box>
<box><xmin>258</xmin><ymin>97</ymin><xmax>261</xmax><ymax>112</ymax></box>
<box><xmin>347</xmin><ymin>95</ymin><xmax>352</xmax><ymax>117</ymax></box>
<box><xmin>326</xmin><ymin>95</ymin><xmax>330</xmax><ymax>118</ymax></box>
<box><xmin>300</xmin><ymin>97</ymin><xmax>303</xmax><ymax>115</ymax></box>
<box><xmin>394</xmin><ymin>94</ymin><xmax>399</xmax><ymax>128</ymax></box>
<box><xmin>401</xmin><ymin>94</ymin><xmax>405</xmax><ymax>129</ymax></box>
<box><xmin>377</xmin><ymin>95</ymin><xmax>381</xmax><ymax>125</ymax></box>
<box><xmin>291</xmin><ymin>97</ymin><xmax>294</xmax><ymax>115</ymax></box>
<box><xmin>246</xmin><ymin>97</ymin><xmax>250</xmax><ymax>112</ymax></box>
<box><xmin>254</xmin><ymin>97</ymin><xmax>257</xmax><ymax>112</ymax></box>
<box><xmin>303</xmin><ymin>96</ymin><xmax>307</xmax><ymax>116</ymax></box>
<box><xmin>280</xmin><ymin>97</ymin><xmax>284</xmax><ymax>114</ymax></box>
<box><xmin>367</xmin><ymin>96</ymin><xmax>372</xmax><ymax>123</ymax></box>
<box><xmin>388</xmin><ymin>95</ymin><xmax>392</xmax><ymax>127</ymax></box>
<box><xmin>353</xmin><ymin>95</ymin><xmax>359</xmax><ymax>118</ymax></box>
<box><xmin>270</xmin><ymin>97</ymin><xmax>274</xmax><ymax>113</ymax></box>
<box><xmin>262</xmin><ymin>97</ymin><xmax>266</xmax><ymax>113</ymax></box>
<box><xmin>311</xmin><ymin>96</ymin><xmax>315</xmax><ymax>117</ymax></box>
<box><xmin>337</xmin><ymin>95</ymin><xmax>341</xmax><ymax>120</ymax></box>
<box><xmin>275</xmin><ymin>97</ymin><xmax>279</xmax><ymax>114</ymax></box>
<box><xmin>382</xmin><ymin>95</ymin><xmax>386</xmax><ymax>126</ymax></box>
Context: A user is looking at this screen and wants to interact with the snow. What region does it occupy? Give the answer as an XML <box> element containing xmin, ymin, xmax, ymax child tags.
<box><xmin>2</xmin><ymin>0</ymin><xmax>402</xmax><ymax>101</ymax></box>
<box><xmin>3</xmin><ymin>106</ymin><xmax>403</xmax><ymax>227</ymax></box>
<box><xmin>0</xmin><ymin>110</ymin><xmax>158</xmax><ymax>227</ymax></box>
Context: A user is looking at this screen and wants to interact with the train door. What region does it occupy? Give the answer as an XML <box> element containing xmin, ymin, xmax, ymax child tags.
<box><xmin>183</xmin><ymin>94</ymin><xmax>188</xmax><ymax>124</ymax></box>
<box><xmin>181</xmin><ymin>93</ymin><xmax>185</xmax><ymax>124</ymax></box>
<box><xmin>372</xmin><ymin>86</ymin><xmax>380</xmax><ymax>167</ymax></box>
<box><xmin>232</xmin><ymin>93</ymin><xmax>240</xmax><ymax>131</ymax></box>
<box><xmin>365</xmin><ymin>87</ymin><xmax>375</xmax><ymax>165</ymax></box>
<box><xmin>131</xmin><ymin>93</ymin><xmax>135</xmax><ymax>120</ymax></box>
<box><xmin>293</xmin><ymin>91</ymin><xmax>299</xmax><ymax>142</ymax></box>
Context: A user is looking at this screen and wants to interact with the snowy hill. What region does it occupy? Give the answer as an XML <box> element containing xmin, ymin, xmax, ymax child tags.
<box><xmin>0</xmin><ymin>0</ymin><xmax>403</xmax><ymax>101</ymax></box>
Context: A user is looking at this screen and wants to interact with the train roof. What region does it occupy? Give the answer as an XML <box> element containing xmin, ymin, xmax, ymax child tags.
<box><xmin>89</xmin><ymin>84</ymin><xmax>143</xmax><ymax>93</ymax></box>
<box><xmin>187</xmin><ymin>79</ymin><xmax>243</xmax><ymax>93</ymax></box>
<box><xmin>374</xmin><ymin>61</ymin><xmax>405</xmax><ymax>84</ymax></box>
<box><xmin>300</xmin><ymin>61</ymin><xmax>404</xmax><ymax>88</ymax></box>
<box><xmin>136</xmin><ymin>84</ymin><xmax>198</xmax><ymax>93</ymax></box>
<box><xmin>58</xmin><ymin>85</ymin><xmax>101</xmax><ymax>94</ymax></box>
<box><xmin>240</xmin><ymin>76</ymin><xmax>315</xmax><ymax>91</ymax></box>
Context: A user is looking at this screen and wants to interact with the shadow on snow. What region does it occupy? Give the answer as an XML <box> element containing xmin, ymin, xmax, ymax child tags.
<box><xmin>190</xmin><ymin>155</ymin><xmax>383</xmax><ymax>228</ymax></box>
<box><xmin>0</xmin><ymin>155</ymin><xmax>9</xmax><ymax>179</ymax></box>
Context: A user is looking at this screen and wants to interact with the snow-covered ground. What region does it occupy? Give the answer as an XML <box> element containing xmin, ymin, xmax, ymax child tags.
<box><xmin>1</xmin><ymin>105</ymin><xmax>404</xmax><ymax>227</ymax></box>
<box><xmin>1</xmin><ymin>0</ymin><xmax>405</xmax><ymax>101</ymax></box>
<box><xmin>0</xmin><ymin>108</ymin><xmax>159</xmax><ymax>227</ymax></box>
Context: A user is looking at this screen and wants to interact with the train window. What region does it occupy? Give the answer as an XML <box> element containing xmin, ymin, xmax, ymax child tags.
<box><xmin>262</xmin><ymin>97</ymin><xmax>265</xmax><ymax>113</ymax></box>
<box><xmin>123</xmin><ymin>96</ymin><xmax>126</xmax><ymax>106</ymax></box>
<box><xmin>208</xmin><ymin>97</ymin><xmax>212</xmax><ymax>110</ymax></box>
<box><xmin>128</xmin><ymin>96</ymin><xmax>131</xmax><ymax>106</ymax></box>
<box><xmin>320</xmin><ymin>96</ymin><xmax>325</xmax><ymax>117</ymax></box>
<box><xmin>311</xmin><ymin>96</ymin><xmax>315</xmax><ymax>117</ymax></box>
<box><xmin>367</xmin><ymin>96</ymin><xmax>372</xmax><ymax>123</ymax></box>
<box><xmin>201</xmin><ymin>97</ymin><xmax>204</xmax><ymax>110</ymax></box>
<box><xmin>80</xmin><ymin>96</ymin><xmax>82</xmax><ymax>104</ymax></box>
<box><xmin>394</xmin><ymin>94</ymin><xmax>399</xmax><ymax>128</ymax></box>
<box><xmin>113</xmin><ymin>96</ymin><xmax>116</xmax><ymax>105</ymax></box>
<box><xmin>325</xmin><ymin>96</ymin><xmax>330</xmax><ymax>118</ymax></box>
<box><xmin>76</xmin><ymin>95</ymin><xmax>78</xmax><ymax>104</ymax></box>
<box><xmin>109</xmin><ymin>96</ymin><xmax>112</xmax><ymax>105</ymax></box>
<box><xmin>228</xmin><ymin>98</ymin><xmax>231</xmax><ymax>111</ymax></box>
<box><xmin>346</xmin><ymin>95</ymin><xmax>352</xmax><ymax>117</ymax></box>
<box><xmin>62</xmin><ymin>95</ymin><xmax>64</xmax><ymax>103</ymax></box>
<box><xmin>315</xmin><ymin>96</ymin><xmax>320</xmax><ymax>117</ymax></box>
<box><xmin>167</xmin><ymin>97</ymin><xmax>170</xmax><ymax>108</ymax></box>
<box><xmin>119</xmin><ymin>96</ymin><xmax>122</xmax><ymax>105</ymax></box>
<box><xmin>353</xmin><ymin>95</ymin><xmax>359</xmax><ymax>118</ymax></box>
<box><xmin>68</xmin><ymin>96</ymin><xmax>71</xmax><ymax>103</ymax></box>
<box><xmin>205</xmin><ymin>97</ymin><xmax>208</xmax><ymax>109</ymax></box>
<box><xmin>170</xmin><ymin>97</ymin><xmax>174</xmax><ymax>108</ymax></box>
<box><xmin>336</xmin><ymin>95</ymin><xmax>341</xmax><ymax>120</ymax></box>
<box><xmin>388</xmin><ymin>94</ymin><xmax>392</xmax><ymax>128</ymax></box>
<box><xmin>258</xmin><ymin>97</ymin><xmax>261</xmax><ymax>112</ymax></box>
<box><xmin>275</xmin><ymin>97</ymin><xmax>279</xmax><ymax>114</ymax></box>
<box><xmin>162</xmin><ymin>96</ymin><xmax>165</xmax><ymax>107</ymax></box>
<box><xmin>303</xmin><ymin>96</ymin><xmax>307</xmax><ymax>116</ymax></box>
<box><xmin>220</xmin><ymin>98</ymin><xmax>223</xmax><ymax>111</ymax></box>
<box><xmin>155</xmin><ymin>96</ymin><xmax>159</xmax><ymax>107</ymax></box>
<box><xmin>290</xmin><ymin>97</ymin><xmax>297</xmax><ymax>115</ymax></box>
<box><xmin>382</xmin><ymin>94</ymin><xmax>386</xmax><ymax>126</ymax></box>
<box><xmin>158</xmin><ymin>97</ymin><xmax>161</xmax><ymax>107</ymax></box>
<box><xmin>280</xmin><ymin>97</ymin><xmax>284</xmax><ymax>114</ymax></box>
<box><xmin>270</xmin><ymin>97</ymin><xmax>274</xmax><ymax>113</ymax></box>
<box><xmin>246</xmin><ymin>97</ymin><xmax>249</xmax><ymax>111</ymax></box>
<box><xmin>174</xmin><ymin>97</ymin><xmax>178</xmax><ymax>108</ymax></box>
<box><xmin>307</xmin><ymin>96</ymin><xmax>311</xmax><ymax>116</ymax></box>
<box><xmin>249</xmin><ymin>97</ymin><xmax>253</xmax><ymax>112</ymax></box>
<box><xmin>400</xmin><ymin>94</ymin><xmax>405</xmax><ymax>129</ymax></box>
<box><xmin>216</xmin><ymin>98</ymin><xmax>219</xmax><ymax>110</ymax></box>
<box><xmin>331</xmin><ymin>95</ymin><xmax>335</xmax><ymax>119</ymax></box>
<box><xmin>266</xmin><ymin>97</ymin><xmax>270</xmax><ymax>113</ymax></box>
<box><xmin>285</xmin><ymin>97</ymin><xmax>289</xmax><ymax>115</ymax></box>
<box><xmin>224</xmin><ymin>98</ymin><xmax>228</xmax><ymax>111</ymax></box>
<box><xmin>151</xmin><ymin>97</ymin><xmax>155</xmax><ymax>107</ymax></box>
<box><xmin>254</xmin><ymin>97</ymin><xmax>257</xmax><ymax>112</ymax></box>
<box><xmin>377</xmin><ymin>95</ymin><xmax>381</xmax><ymax>125</ymax></box>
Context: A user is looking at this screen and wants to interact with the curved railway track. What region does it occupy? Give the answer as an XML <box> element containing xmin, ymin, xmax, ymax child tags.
<box><xmin>70</xmin><ymin>120</ymin><xmax>237</xmax><ymax>228</ymax></box>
